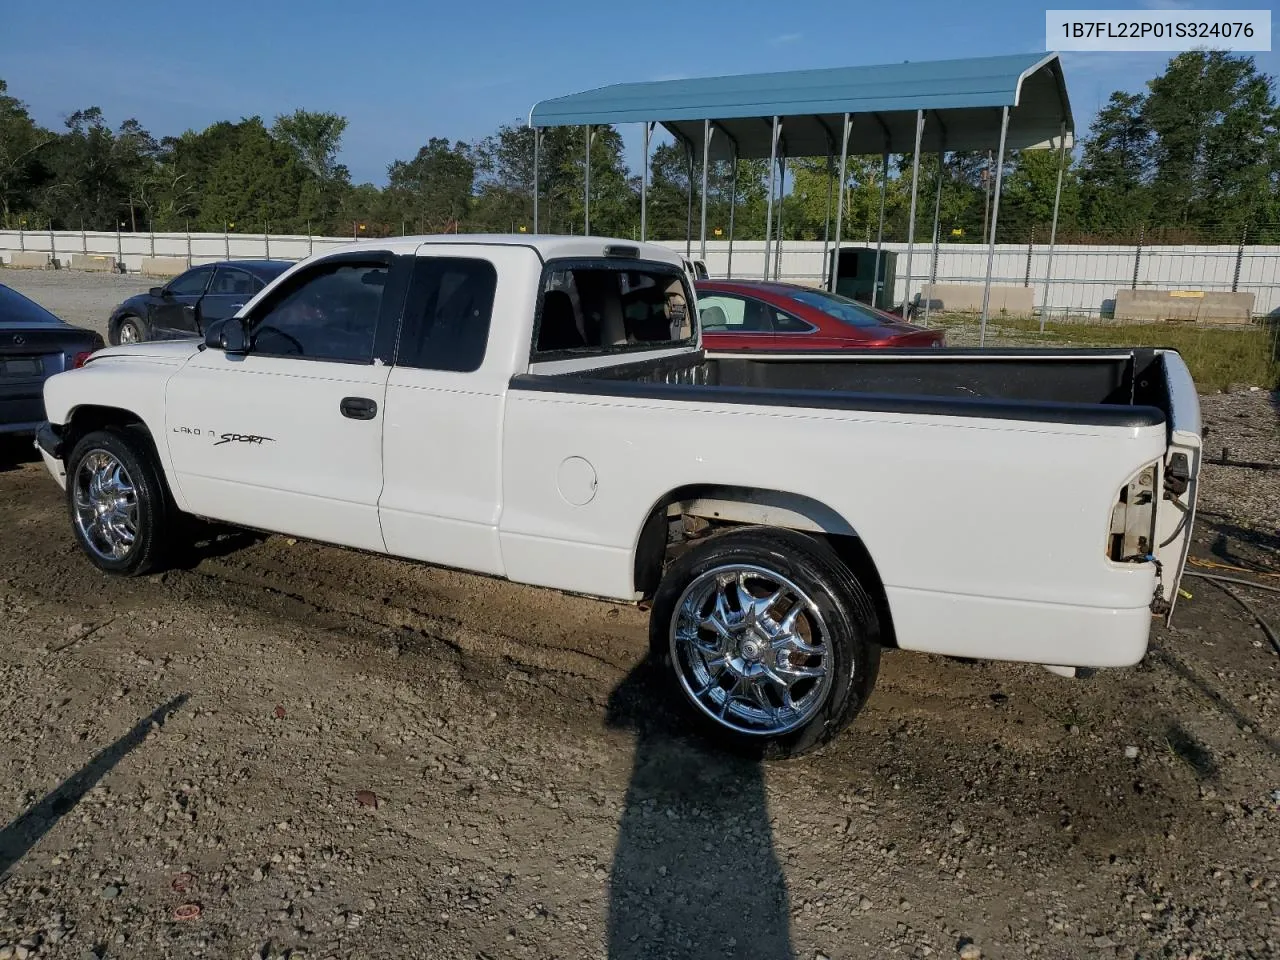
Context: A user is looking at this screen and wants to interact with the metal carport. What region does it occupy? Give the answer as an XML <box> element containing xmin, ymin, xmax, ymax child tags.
<box><xmin>529</xmin><ymin>52</ymin><xmax>1074</xmax><ymax>342</ymax></box>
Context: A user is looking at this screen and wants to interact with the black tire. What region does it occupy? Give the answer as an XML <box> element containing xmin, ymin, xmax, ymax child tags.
<box><xmin>65</xmin><ymin>426</ymin><xmax>178</xmax><ymax>576</ymax></box>
<box><xmin>111</xmin><ymin>314</ymin><xmax>148</xmax><ymax>346</ymax></box>
<box><xmin>649</xmin><ymin>527</ymin><xmax>880</xmax><ymax>759</ymax></box>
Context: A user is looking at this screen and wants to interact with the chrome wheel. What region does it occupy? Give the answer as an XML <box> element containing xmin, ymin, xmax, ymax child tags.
<box><xmin>118</xmin><ymin>320</ymin><xmax>140</xmax><ymax>344</ymax></box>
<box><xmin>71</xmin><ymin>449</ymin><xmax>139</xmax><ymax>561</ymax></box>
<box><xmin>670</xmin><ymin>564</ymin><xmax>834</xmax><ymax>737</ymax></box>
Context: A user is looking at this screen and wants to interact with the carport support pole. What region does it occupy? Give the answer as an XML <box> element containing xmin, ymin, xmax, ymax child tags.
<box><xmin>1039</xmin><ymin>123</ymin><xmax>1068</xmax><ymax>332</ymax></box>
<box><xmin>820</xmin><ymin>151</ymin><xmax>833</xmax><ymax>290</ymax></box>
<box><xmin>685</xmin><ymin>142</ymin><xmax>694</xmax><ymax>258</ymax></box>
<box><xmin>583</xmin><ymin>125</ymin><xmax>591</xmax><ymax>236</ymax></box>
<box><xmin>830</xmin><ymin>114</ymin><xmax>851</xmax><ymax>292</ymax></box>
<box><xmin>871</xmin><ymin>153</ymin><xmax>887</xmax><ymax>308</ymax></box>
<box><xmin>763</xmin><ymin>116</ymin><xmax>780</xmax><ymax>280</ymax></box>
<box><xmin>901</xmin><ymin>109</ymin><xmax>925</xmax><ymax>316</ymax></box>
<box><xmin>774</xmin><ymin>153</ymin><xmax>786</xmax><ymax>280</ymax></box>
<box><xmin>923</xmin><ymin>148</ymin><xmax>944</xmax><ymax>326</ymax></box>
<box><xmin>640</xmin><ymin>123</ymin><xmax>651</xmax><ymax>241</ymax></box>
<box><xmin>533</xmin><ymin>129</ymin><xmax>540</xmax><ymax>234</ymax></box>
<box><xmin>699</xmin><ymin>119</ymin><xmax>712</xmax><ymax>262</ymax></box>
<box><xmin>726</xmin><ymin>149</ymin><xmax>739</xmax><ymax>278</ymax></box>
<box><xmin>979</xmin><ymin>105</ymin><xmax>1010</xmax><ymax>346</ymax></box>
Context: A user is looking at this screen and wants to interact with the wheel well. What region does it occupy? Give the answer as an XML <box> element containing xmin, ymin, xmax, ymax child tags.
<box><xmin>633</xmin><ymin>484</ymin><xmax>897</xmax><ymax>647</ymax></box>
<box><xmin>63</xmin><ymin>405</ymin><xmax>148</xmax><ymax>458</ymax></box>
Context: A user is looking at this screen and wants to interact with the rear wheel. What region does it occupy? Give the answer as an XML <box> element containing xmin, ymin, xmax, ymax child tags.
<box><xmin>649</xmin><ymin>527</ymin><xmax>880</xmax><ymax>758</ymax></box>
<box><xmin>66</xmin><ymin>427</ymin><xmax>178</xmax><ymax>576</ymax></box>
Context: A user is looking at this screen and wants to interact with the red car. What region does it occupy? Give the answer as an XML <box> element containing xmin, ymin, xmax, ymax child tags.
<box><xmin>695</xmin><ymin>280</ymin><xmax>944</xmax><ymax>350</ymax></box>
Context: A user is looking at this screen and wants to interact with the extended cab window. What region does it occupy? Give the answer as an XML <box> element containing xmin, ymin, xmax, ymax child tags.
<box><xmin>396</xmin><ymin>257</ymin><xmax>497</xmax><ymax>373</ymax></box>
<box><xmin>533</xmin><ymin>260</ymin><xmax>694</xmax><ymax>357</ymax></box>
<box><xmin>248</xmin><ymin>261</ymin><xmax>387</xmax><ymax>363</ymax></box>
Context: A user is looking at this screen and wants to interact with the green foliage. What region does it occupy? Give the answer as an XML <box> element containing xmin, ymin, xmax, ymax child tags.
<box><xmin>1</xmin><ymin>50</ymin><xmax>1276</xmax><ymax>243</ymax></box>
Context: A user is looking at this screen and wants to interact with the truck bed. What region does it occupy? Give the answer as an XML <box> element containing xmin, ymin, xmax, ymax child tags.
<box><xmin>513</xmin><ymin>347</ymin><xmax>1176</xmax><ymax>430</ymax></box>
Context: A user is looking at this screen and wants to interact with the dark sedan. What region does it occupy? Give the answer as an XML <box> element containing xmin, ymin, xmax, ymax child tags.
<box><xmin>108</xmin><ymin>259</ymin><xmax>291</xmax><ymax>345</ymax></box>
<box><xmin>0</xmin><ymin>284</ymin><xmax>103</xmax><ymax>437</ymax></box>
<box><xmin>696</xmin><ymin>280</ymin><xmax>945</xmax><ymax>351</ymax></box>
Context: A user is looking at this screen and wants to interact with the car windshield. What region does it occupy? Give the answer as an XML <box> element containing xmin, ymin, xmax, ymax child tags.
<box><xmin>784</xmin><ymin>288</ymin><xmax>890</xmax><ymax>329</ymax></box>
<box><xmin>0</xmin><ymin>284</ymin><xmax>61</xmax><ymax>327</ymax></box>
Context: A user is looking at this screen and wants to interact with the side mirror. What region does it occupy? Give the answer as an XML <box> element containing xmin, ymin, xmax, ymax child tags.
<box><xmin>204</xmin><ymin>317</ymin><xmax>249</xmax><ymax>355</ymax></box>
<box><xmin>149</xmin><ymin>286</ymin><xmax>165</xmax><ymax>298</ymax></box>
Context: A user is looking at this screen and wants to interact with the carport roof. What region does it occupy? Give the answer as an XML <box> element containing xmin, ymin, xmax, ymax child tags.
<box><xmin>529</xmin><ymin>52</ymin><xmax>1073</xmax><ymax>159</ymax></box>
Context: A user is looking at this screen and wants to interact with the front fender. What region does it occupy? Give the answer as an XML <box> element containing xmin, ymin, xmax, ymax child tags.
<box><xmin>43</xmin><ymin>357</ymin><xmax>190</xmax><ymax>511</ymax></box>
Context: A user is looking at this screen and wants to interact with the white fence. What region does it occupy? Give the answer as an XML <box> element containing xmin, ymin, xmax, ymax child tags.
<box><xmin>3</xmin><ymin>230</ymin><xmax>1278</xmax><ymax>318</ymax></box>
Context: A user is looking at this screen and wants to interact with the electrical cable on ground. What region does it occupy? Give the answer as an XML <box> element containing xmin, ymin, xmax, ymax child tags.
<box><xmin>1183</xmin><ymin>571</ymin><xmax>1280</xmax><ymax>658</ymax></box>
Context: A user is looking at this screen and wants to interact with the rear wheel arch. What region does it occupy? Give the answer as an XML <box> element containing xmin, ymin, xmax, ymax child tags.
<box><xmin>632</xmin><ymin>483</ymin><xmax>895</xmax><ymax>647</ymax></box>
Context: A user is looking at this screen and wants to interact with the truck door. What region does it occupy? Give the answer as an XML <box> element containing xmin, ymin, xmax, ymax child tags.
<box><xmin>164</xmin><ymin>252</ymin><xmax>409</xmax><ymax>552</ymax></box>
<box><xmin>377</xmin><ymin>246</ymin><xmax>508</xmax><ymax>575</ymax></box>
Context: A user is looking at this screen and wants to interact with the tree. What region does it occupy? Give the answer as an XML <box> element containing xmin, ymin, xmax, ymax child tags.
<box><xmin>999</xmin><ymin>149</ymin><xmax>1079</xmax><ymax>242</ymax></box>
<box><xmin>385</xmin><ymin>138</ymin><xmax>475</xmax><ymax>232</ymax></box>
<box><xmin>273</xmin><ymin>110</ymin><xmax>351</xmax><ymax>230</ymax></box>
<box><xmin>196</xmin><ymin>118</ymin><xmax>309</xmax><ymax>232</ymax></box>
<box><xmin>1144</xmin><ymin>51</ymin><xmax>1279</xmax><ymax>239</ymax></box>
<box><xmin>1078</xmin><ymin>92</ymin><xmax>1153</xmax><ymax>237</ymax></box>
<box><xmin>0</xmin><ymin>79</ymin><xmax>55</xmax><ymax>227</ymax></box>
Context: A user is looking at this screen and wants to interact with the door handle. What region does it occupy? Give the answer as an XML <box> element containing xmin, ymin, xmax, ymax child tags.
<box><xmin>340</xmin><ymin>396</ymin><xmax>378</xmax><ymax>420</ymax></box>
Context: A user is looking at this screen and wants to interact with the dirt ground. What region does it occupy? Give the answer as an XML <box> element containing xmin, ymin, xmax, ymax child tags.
<box><xmin>0</xmin><ymin>270</ymin><xmax>1277</xmax><ymax>960</ymax></box>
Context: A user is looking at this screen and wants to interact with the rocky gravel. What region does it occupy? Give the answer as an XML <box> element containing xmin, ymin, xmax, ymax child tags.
<box><xmin>0</xmin><ymin>273</ymin><xmax>1276</xmax><ymax>958</ymax></box>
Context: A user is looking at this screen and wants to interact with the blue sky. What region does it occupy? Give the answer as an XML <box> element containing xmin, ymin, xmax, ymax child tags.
<box><xmin>6</xmin><ymin>0</ymin><xmax>1277</xmax><ymax>184</ymax></box>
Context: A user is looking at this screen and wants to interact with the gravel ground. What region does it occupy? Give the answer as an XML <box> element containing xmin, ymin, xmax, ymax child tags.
<box><xmin>0</xmin><ymin>270</ymin><xmax>1277</xmax><ymax>959</ymax></box>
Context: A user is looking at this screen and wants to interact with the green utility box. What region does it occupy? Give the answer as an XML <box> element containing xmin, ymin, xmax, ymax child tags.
<box><xmin>828</xmin><ymin>247</ymin><xmax>896</xmax><ymax>310</ymax></box>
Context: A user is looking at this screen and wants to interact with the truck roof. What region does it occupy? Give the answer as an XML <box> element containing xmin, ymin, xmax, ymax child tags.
<box><xmin>317</xmin><ymin>234</ymin><xmax>687</xmax><ymax>267</ymax></box>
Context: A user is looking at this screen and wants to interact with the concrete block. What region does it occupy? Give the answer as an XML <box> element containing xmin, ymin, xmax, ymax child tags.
<box><xmin>1114</xmin><ymin>288</ymin><xmax>1254</xmax><ymax>324</ymax></box>
<box><xmin>140</xmin><ymin>256</ymin><xmax>189</xmax><ymax>277</ymax></box>
<box><xmin>7</xmin><ymin>251</ymin><xmax>52</xmax><ymax>269</ymax></box>
<box><xmin>70</xmin><ymin>253</ymin><xmax>119</xmax><ymax>272</ymax></box>
<box><xmin>918</xmin><ymin>283</ymin><xmax>1035</xmax><ymax>316</ymax></box>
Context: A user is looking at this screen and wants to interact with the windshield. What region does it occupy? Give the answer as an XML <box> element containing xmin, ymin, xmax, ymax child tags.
<box><xmin>0</xmin><ymin>284</ymin><xmax>62</xmax><ymax>327</ymax></box>
<box><xmin>785</xmin><ymin>288</ymin><xmax>892</xmax><ymax>329</ymax></box>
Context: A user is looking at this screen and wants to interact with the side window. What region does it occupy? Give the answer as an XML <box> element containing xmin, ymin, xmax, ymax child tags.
<box><xmin>533</xmin><ymin>262</ymin><xmax>693</xmax><ymax>356</ymax></box>
<box><xmin>773</xmin><ymin>309</ymin><xmax>813</xmax><ymax>333</ymax></box>
<box><xmin>699</xmin><ymin>294</ymin><xmax>775</xmax><ymax>332</ymax></box>
<box><xmin>249</xmin><ymin>260</ymin><xmax>388</xmax><ymax>363</ymax></box>
<box><xmin>166</xmin><ymin>267</ymin><xmax>212</xmax><ymax>297</ymax></box>
<box><xmin>698</xmin><ymin>294</ymin><xmax>746</xmax><ymax>331</ymax></box>
<box><xmin>209</xmin><ymin>267</ymin><xmax>255</xmax><ymax>296</ymax></box>
<box><xmin>396</xmin><ymin>258</ymin><xmax>497</xmax><ymax>373</ymax></box>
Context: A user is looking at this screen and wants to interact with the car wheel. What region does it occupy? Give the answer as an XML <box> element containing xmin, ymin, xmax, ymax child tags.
<box><xmin>649</xmin><ymin>527</ymin><xmax>880</xmax><ymax>759</ymax></box>
<box><xmin>66</xmin><ymin>426</ymin><xmax>178</xmax><ymax>576</ymax></box>
<box><xmin>113</xmin><ymin>315</ymin><xmax>147</xmax><ymax>345</ymax></box>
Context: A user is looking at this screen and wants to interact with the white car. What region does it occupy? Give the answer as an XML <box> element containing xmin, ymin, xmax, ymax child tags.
<box><xmin>36</xmin><ymin>235</ymin><xmax>1201</xmax><ymax>757</ymax></box>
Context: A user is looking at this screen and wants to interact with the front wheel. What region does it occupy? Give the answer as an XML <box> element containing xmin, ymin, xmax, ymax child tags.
<box><xmin>66</xmin><ymin>427</ymin><xmax>178</xmax><ymax>576</ymax></box>
<box><xmin>113</xmin><ymin>315</ymin><xmax>148</xmax><ymax>345</ymax></box>
<box><xmin>649</xmin><ymin>527</ymin><xmax>880</xmax><ymax>759</ymax></box>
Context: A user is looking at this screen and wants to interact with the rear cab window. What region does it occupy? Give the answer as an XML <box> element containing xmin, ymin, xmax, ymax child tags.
<box><xmin>532</xmin><ymin>258</ymin><xmax>695</xmax><ymax>360</ymax></box>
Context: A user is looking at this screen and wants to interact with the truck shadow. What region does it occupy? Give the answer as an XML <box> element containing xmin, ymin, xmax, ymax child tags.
<box><xmin>604</xmin><ymin>661</ymin><xmax>793</xmax><ymax>960</ymax></box>
<box><xmin>0</xmin><ymin>694</ymin><xmax>187</xmax><ymax>877</ymax></box>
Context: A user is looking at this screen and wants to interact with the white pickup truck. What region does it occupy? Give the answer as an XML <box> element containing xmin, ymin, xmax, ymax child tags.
<box><xmin>36</xmin><ymin>236</ymin><xmax>1201</xmax><ymax>757</ymax></box>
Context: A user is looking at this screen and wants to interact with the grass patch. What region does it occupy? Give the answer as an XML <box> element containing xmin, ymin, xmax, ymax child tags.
<box><xmin>932</xmin><ymin>314</ymin><xmax>1280</xmax><ymax>393</ymax></box>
